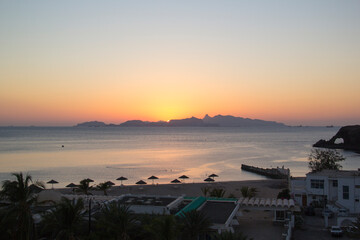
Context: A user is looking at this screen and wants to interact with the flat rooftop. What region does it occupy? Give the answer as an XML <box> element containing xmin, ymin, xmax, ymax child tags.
<box><xmin>200</xmin><ymin>201</ymin><xmax>237</xmax><ymax>224</ymax></box>
<box><xmin>117</xmin><ymin>195</ymin><xmax>177</xmax><ymax>206</ymax></box>
<box><xmin>291</xmin><ymin>177</ymin><xmax>305</xmax><ymax>180</ymax></box>
<box><xmin>307</xmin><ymin>169</ymin><xmax>360</xmax><ymax>177</ymax></box>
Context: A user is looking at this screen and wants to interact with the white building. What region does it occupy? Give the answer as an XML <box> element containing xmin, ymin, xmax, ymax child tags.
<box><xmin>291</xmin><ymin>169</ymin><xmax>360</xmax><ymax>214</ymax></box>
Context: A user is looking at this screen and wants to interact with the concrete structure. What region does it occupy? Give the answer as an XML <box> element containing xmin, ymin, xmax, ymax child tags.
<box><xmin>61</xmin><ymin>193</ymin><xmax>240</xmax><ymax>232</ymax></box>
<box><xmin>290</xmin><ymin>177</ymin><xmax>307</xmax><ymax>207</ymax></box>
<box><xmin>237</xmin><ymin>197</ymin><xmax>296</xmax><ymax>222</ymax></box>
<box><xmin>37</xmin><ymin>189</ymin><xmax>62</xmax><ymax>204</ymax></box>
<box><xmin>236</xmin><ymin>197</ymin><xmax>297</xmax><ymax>240</ymax></box>
<box><xmin>58</xmin><ymin>193</ymin><xmax>299</xmax><ymax>237</ymax></box>
<box><xmin>291</xmin><ymin>170</ymin><xmax>360</xmax><ymax>214</ymax></box>
<box><xmin>176</xmin><ymin>196</ymin><xmax>240</xmax><ymax>233</ymax></box>
<box><xmin>109</xmin><ymin>194</ymin><xmax>184</xmax><ymax>215</ymax></box>
<box><xmin>199</xmin><ymin>200</ymin><xmax>239</xmax><ymax>233</ymax></box>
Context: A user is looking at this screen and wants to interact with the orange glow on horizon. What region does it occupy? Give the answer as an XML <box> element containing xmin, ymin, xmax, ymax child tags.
<box><xmin>1</xmin><ymin>1</ymin><xmax>360</xmax><ymax>127</ymax></box>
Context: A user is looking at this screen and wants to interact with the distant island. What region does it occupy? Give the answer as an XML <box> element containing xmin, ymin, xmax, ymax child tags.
<box><xmin>75</xmin><ymin>115</ymin><xmax>287</xmax><ymax>128</ymax></box>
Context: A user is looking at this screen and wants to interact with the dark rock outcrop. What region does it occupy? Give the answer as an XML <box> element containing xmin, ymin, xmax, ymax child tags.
<box><xmin>75</xmin><ymin>121</ymin><xmax>107</xmax><ymax>127</ymax></box>
<box><xmin>313</xmin><ymin>125</ymin><xmax>360</xmax><ymax>152</ymax></box>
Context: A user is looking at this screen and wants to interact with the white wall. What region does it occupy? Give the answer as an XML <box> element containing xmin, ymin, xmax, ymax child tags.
<box><xmin>290</xmin><ymin>178</ymin><xmax>306</xmax><ymax>206</ymax></box>
<box><xmin>305</xmin><ymin>175</ymin><xmax>328</xmax><ymax>206</ymax></box>
<box><xmin>306</xmin><ymin>175</ymin><xmax>328</xmax><ymax>196</ymax></box>
<box><xmin>355</xmin><ymin>177</ymin><xmax>360</xmax><ymax>213</ymax></box>
<box><xmin>328</xmin><ymin>180</ymin><xmax>338</xmax><ymax>201</ymax></box>
<box><xmin>129</xmin><ymin>205</ymin><xmax>169</xmax><ymax>215</ymax></box>
<box><xmin>300</xmin><ymin>173</ymin><xmax>360</xmax><ymax>213</ymax></box>
<box><xmin>337</xmin><ymin>177</ymin><xmax>360</xmax><ymax>214</ymax></box>
<box><xmin>290</xmin><ymin>179</ymin><xmax>306</xmax><ymax>194</ymax></box>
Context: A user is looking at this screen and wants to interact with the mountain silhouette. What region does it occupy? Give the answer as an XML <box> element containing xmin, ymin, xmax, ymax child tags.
<box><xmin>202</xmin><ymin>114</ymin><xmax>285</xmax><ymax>127</ymax></box>
<box><xmin>75</xmin><ymin>114</ymin><xmax>286</xmax><ymax>127</ymax></box>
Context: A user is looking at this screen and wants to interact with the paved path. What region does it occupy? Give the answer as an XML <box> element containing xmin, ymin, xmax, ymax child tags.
<box><xmin>293</xmin><ymin>215</ymin><xmax>354</xmax><ymax>240</ymax></box>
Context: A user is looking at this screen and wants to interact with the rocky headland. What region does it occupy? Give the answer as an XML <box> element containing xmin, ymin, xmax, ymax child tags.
<box><xmin>313</xmin><ymin>125</ymin><xmax>360</xmax><ymax>152</ymax></box>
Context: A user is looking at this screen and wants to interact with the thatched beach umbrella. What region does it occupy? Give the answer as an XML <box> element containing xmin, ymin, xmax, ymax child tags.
<box><xmin>204</xmin><ymin>177</ymin><xmax>215</xmax><ymax>183</ymax></box>
<box><xmin>116</xmin><ymin>176</ymin><xmax>128</xmax><ymax>185</ymax></box>
<box><xmin>148</xmin><ymin>175</ymin><xmax>159</xmax><ymax>185</ymax></box>
<box><xmin>136</xmin><ymin>180</ymin><xmax>147</xmax><ymax>185</ymax></box>
<box><xmin>66</xmin><ymin>183</ymin><xmax>77</xmax><ymax>188</ymax></box>
<box><xmin>105</xmin><ymin>181</ymin><xmax>115</xmax><ymax>186</ymax></box>
<box><xmin>209</xmin><ymin>173</ymin><xmax>219</xmax><ymax>180</ymax></box>
<box><xmin>85</xmin><ymin>178</ymin><xmax>94</xmax><ymax>183</ymax></box>
<box><xmin>179</xmin><ymin>175</ymin><xmax>189</xmax><ymax>183</ymax></box>
<box><xmin>171</xmin><ymin>179</ymin><xmax>181</xmax><ymax>184</ymax></box>
<box><xmin>66</xmin><ymin>183</ymin><xmax>77</xmax><ymax>192</ymax></box>
<box><xmin>47</xmin><ymin>179</ymin><xmax>59</xmax><ymax>189</ymax></box>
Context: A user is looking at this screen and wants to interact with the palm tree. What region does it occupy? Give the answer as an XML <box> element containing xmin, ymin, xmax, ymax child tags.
<box><xmin>209</xmin><ymin>188</ymin><xmax>226</xmax><ymax>198</ymax></box>
<box><xmin>214</xmin><ymin>231</ymin><xmax>252</xmax><ymax>240</ymax></box>
<box><xmin>95</xmin><ymin>201</ymin><xmax>136</xmax><ymax>240</ymax></box>
<box><xmin>240</xmin><ymin>186</ymin><xmax>257</xmax><ymax>198</ymax></box>
<box><xmin>201</xmin><ymin>187</ymin><xmax>210</xmax><ymax>197</ymax></box>
<box><xmin>137</xmin><ymin>214</ymin><xmax>178</xmax><ymax>240</ymax></box>
<box><xmin>151</xmin><ymin>215</ymin><xmax>179</xmax><ymax>240</ymax></box>
<box><xmin>96</xmin><ymin>182</ymin><xmax>112</xmax><ymax>196</ymax></box>
<box><xmin>0</xmin><ymin>172</ymin><xmax>39</xmax><ymax>240</ymax></box>
<box><xmin>133</xmin><ymin>214</ymin><xmax>154</xmax><ymax>240</ymax></box>
<box><xmin>227</xmin><ymin>193</ymin><xmax>236</xmax><ymax>198</ymax></box>
<box><xmin>0</xmin><ymin>208</ymin><xmax>17</xmax><ymax>239</ymax></box>
<box><xmin>41</xmin><ymin>197</ymin><xmax>85</xmax><ymax>239</ymax></box>
<box><xmin>180</xmin><ymin>210</ymin><xmax>212</xmax><ymax>240</ymax></box>
<box><xmin>77</xmin><ymin>179</ymin><xmax>93</xmax><ymax>195</ymax></box>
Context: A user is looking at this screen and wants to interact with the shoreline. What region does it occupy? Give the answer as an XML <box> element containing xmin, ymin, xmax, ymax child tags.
<box><xmin>58</xmin><ymin>179</ymin><xmax>288</xmax><ymax>199</ymax></box>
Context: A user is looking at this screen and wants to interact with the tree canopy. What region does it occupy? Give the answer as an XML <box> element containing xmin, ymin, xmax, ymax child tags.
<box><xmin>96</xmin><ymin>182</ymin><xmax>112</xmax><ymax>196</ymax></box>
<box><xmin>277</xmin><ymin>189</ymin><xmax>290</xmax><ymax>200</ymax></box>
<box><xmin>308</xmin><ymin>149</ymin><xmax>345</xmax><ymax>172</ymax></box>
<box><xmin>41</xmin><ymin>197</ymin><xmax>85</xmax><ymax>239</ymax></box>
<box><xmin>0</xmin><ymin>172</ymin><xmax>40</xmax><ymax>240</ymax></box>
<box><xmin>77</xmin><ymin>179</ymin><xmax>93</xmax><ymax>195</ymax></box>
<box><xmin>180</xmin><ymin>210</ymin><xmax>212</xmax><ymax>240</ymax></box>
<box><xmin>95</xmin><ymin>201</ymin><xmax>136</xmax><ymax>240</ymax></box>
<box><xmin>240</xmin><ymin>186</ymin><xmax>257</xmax><ymax>198</ymax></box>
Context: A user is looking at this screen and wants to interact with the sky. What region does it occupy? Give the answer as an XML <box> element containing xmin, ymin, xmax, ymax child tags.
<box><xmin>0</xmin><ymin>0</ymin><xmax>359</xmax><ymax>126</ymax></box>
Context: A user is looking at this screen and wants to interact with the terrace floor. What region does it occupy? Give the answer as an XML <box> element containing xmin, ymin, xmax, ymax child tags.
<box><xmin>236</xmin><ymin>210</ymin><xmax>284</xmax><ymax>240</ymax></box>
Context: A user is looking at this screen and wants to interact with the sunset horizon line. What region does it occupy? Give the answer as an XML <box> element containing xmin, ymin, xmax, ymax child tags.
<box><xmin>1</xmin><ymin>113</ymin><xmax>354</xmax><ymax>128</ymax></box>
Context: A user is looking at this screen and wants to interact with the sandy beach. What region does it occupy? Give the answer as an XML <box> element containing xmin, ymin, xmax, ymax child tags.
<box><xmin>59</xmin><ymin>179</ymin><xmax>288</xmax><ymax>199</ymax></box>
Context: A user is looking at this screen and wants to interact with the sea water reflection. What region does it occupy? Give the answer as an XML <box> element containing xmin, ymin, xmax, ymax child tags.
<box><xmin>0</xmin><ymin>126</ymin><xmax>358</xmax><ymax>187</ymax></box>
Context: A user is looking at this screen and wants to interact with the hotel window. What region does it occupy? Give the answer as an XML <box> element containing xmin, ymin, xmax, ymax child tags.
<box><xmin>332</xmin><ymin>180</ymin><xmax>338</xmax><ymax>187</ymax></box>
<box><xmin>311</xmin><ymin>179</ymin><xmax>324</xmax><ymax>189</ymax></box>
<box><xmin>343</xmin><ymin>186</ymin><xmax>349</xmax><ymax>200</ymax></box>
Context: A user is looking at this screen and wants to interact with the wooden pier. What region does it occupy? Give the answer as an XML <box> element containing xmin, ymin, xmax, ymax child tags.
<box><xmin>241</xmin><ymin>164</ymin><xmax>289</xmax><ymax>179</ymax></box>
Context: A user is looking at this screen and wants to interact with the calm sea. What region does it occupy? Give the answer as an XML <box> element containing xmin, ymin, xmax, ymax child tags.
<box><xmin>0</xmin><ymin>126</ymin><xmax>359</xmax><ymax>187</ymax></box>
